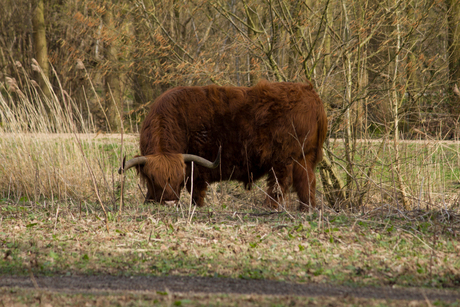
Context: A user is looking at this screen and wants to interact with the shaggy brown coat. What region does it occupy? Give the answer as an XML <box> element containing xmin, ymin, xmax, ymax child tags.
<box><xmin>138</xmin><ymin>80</ymin><xmax>327</xmax><ymax>210</ymax></box>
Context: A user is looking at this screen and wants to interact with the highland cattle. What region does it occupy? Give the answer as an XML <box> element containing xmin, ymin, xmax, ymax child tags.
<box><xmin>119</xmin><ymin>81</ymin><xmax>327</xmax><ymax>211</ymax></box>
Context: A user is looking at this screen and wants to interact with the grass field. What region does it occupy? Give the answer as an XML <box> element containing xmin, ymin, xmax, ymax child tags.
<box><xmin>1</xmin><ymin>189</ymin><xmax>460</xmax><ymax>305</ymax></box>
<box><xmin>1</xmin><ymin>196</ymin><xmax>459</xmax><ymax>285</ymax></box>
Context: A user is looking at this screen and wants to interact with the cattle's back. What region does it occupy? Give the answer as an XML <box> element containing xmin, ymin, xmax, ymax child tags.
<box><xmin>239</xmin><ymin>81</ymin><xmax>325</xmax><ymax>164</ymax></box>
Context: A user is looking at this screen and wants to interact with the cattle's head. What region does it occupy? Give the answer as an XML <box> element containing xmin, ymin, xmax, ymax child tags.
<box><xmin>141</xmin><ymin>154</ymin><xmax>186</xmax><ymax>204</ymax></box>
<box><xmin>119</xmin><ymin>147</ymin><xmax>221</xmax><ymax>205</ymax></box>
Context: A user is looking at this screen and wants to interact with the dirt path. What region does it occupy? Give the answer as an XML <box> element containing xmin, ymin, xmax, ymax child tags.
<box><xmin>1</xmin><ymin>275</ymin><xmax>459</xmax><ymax>302</ymax></box>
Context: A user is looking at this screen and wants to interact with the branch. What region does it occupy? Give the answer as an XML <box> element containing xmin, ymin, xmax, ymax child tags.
<box><xmin>136</xmin><ymin>0</ymin><xmax>194</xmax><ymax>63</ymax></box>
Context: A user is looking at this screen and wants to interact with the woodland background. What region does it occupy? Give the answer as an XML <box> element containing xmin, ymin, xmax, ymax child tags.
<box><xmin>1</xmin><ymin>0</ymin><xmax>460</xmax><ymax>209</ymax></box>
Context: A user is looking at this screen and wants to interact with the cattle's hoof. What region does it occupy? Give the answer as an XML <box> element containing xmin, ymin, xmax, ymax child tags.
<box><xmin>298</xmin><ymin>204</ymin><xmax>313</xmax><ymax>212</ymax></box>
<box><xmin>263</xmin><ymin>199</ymin><xmax>280</xmax><ymax>211</ymax></box>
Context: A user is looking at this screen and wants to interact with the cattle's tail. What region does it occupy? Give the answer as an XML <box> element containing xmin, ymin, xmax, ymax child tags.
<box><xmin>314</xmin><ymin>102</ymin><xmax>328</xmax><ymax>165</ymax></box>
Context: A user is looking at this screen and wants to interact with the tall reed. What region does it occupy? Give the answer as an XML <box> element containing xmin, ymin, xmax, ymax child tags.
<box><xmin>0</xmin><ymin>64</ymin><xmax>140</xmax><ymax>207</ymax></box>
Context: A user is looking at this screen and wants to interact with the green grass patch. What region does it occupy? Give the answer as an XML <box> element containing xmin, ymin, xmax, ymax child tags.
<box><xmin>1</xmin><ymin>200</ymin><xmax>459</xmax><ymax>290</ymax></box>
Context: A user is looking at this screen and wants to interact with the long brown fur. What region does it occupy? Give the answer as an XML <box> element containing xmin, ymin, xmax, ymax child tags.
<box><xmin>138</xmin><ymin>80</ymin><xmax>327</xmax><ymax>210</ymax></box>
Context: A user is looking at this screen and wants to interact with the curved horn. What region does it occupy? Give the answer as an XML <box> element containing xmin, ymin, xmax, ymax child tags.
<box><xmin>182</xmin><ymin>146</ymin><xmax>221</xmax><ymax>169</ymax></box>
<box><xmin>118</xmin><ymin>156</ymin><xmax>148</xmax><ymax>174</ymax></box>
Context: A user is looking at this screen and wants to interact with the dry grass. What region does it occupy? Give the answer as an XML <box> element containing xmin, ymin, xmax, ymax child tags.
<box><xmin>0</xmin><ymin>132</ymin><xmax>137</xmax><ymax>204</ymax></box>
<box><xmin>0</xmin><ymin>71</ymin><xmax>141</xmax><ymax>207</ymax></box>
<box><xmin>326</xmin><ymin>137</ymin><xmax>460</xmax><ymax>211</ymax></box>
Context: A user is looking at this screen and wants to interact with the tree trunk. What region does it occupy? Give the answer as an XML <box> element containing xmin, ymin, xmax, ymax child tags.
<box><xmin>318</xmin><ymin>155</ymin><xmax>347</xmax><ymax>208</ymax></box>
<box><xmin>132</xmin><ymin>0</ymin><xmax>156</xmax><ymax>117</ymax></box>
<box><xmin>391</xmin><ymin>1</ymin><xmax>410</xmax><ymax>210</ymax></box>
<box><xmin>245</xmin><ymin>2</ymin><xmax>259</xmax><ymax>85</ymax></box>
<box><xmin>32</xmin><ymin>0</ymin><xmax>51</xmax><ymax>99</ymax></box>
<box><xmin>405</xmin><ymin>1</ymin><xmax>420</xmax><ymax>130</ymax></box>
<box><xmin>323</xmin><ymin>0</ymin><xmax>332</xmax><ymax>76</ymax></box>
<box><xmin>341</xmin><ymin>0</ymin><xmax>356</xmax><ymax>205</ymax></box>
<box><xmin>103</xmin><ymin>2</ymin><xmax>122</xmax><ymax>132</ymax></box>
<box><xmin>448</xmin><ymin>0</ymin><xmax>460</xmax><ymax>91</ymax></box>
<box><xmin>366</xmin><ymin>0</ymin><xmax>388</xmax><ymax>124</ymax></box>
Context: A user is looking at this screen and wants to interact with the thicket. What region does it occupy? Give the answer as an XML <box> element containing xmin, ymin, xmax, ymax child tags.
<box><xmin>1</xmin><ymin>0</ymin><xmax>460</xmax><ymax>210</ymax></box>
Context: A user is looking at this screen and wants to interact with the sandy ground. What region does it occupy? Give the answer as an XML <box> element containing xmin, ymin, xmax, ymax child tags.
<box><xmin>1</xmin><ymin>275</ymin><xmax>460</xmax><ymax>302</ymax></box>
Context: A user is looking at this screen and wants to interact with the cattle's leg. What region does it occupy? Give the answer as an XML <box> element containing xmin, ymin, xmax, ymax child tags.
<box><xmin>144</xmin><ymin>182</ymin><xmax>156</xmax><ymax>203</ymax></box>
<box><xmin>263</xmin><ymin>165</ymin><xmax>292</xmax><ymax>210</ymax></box>
<box><xmin>144</xmin><ymin>190</ymin><xmax>152</xmax><ymax>203</ymax></box>
<box><xmin>186</xmin><ymin>179</ymin><xmax>208</xmax><ymax>207</ymax></box>
<box><xmin>293</xmin><ymin>157</ymin><xmax>317</xmax><ymax>211</ymax></box>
